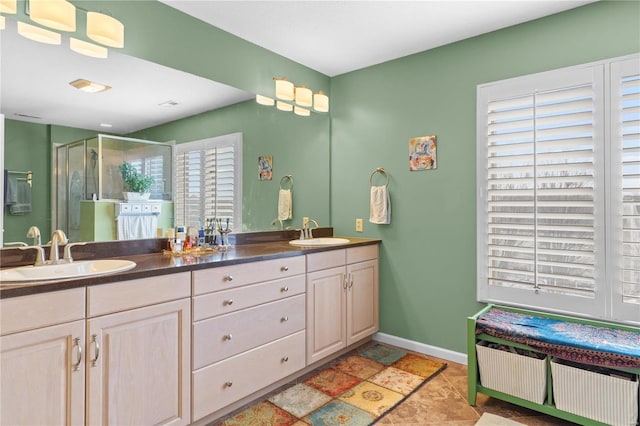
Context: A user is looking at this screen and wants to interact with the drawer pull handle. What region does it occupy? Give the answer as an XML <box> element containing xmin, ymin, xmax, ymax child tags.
<box><xmin>281</xmin><ymin>316</ymin><xmax>289</xmax><ymax>322</ymax></box>
<box><xmin>223</xmin><ymin>334</ymin><xmax>233</xmax><ymax>341</ymax></box>
<box><xmin>225</xmin><ymin>275</ymin><xmax>233</xmax><ymax>282</ymax></box>
<box><xmin>224</xmin><ymin>381</ymin><xmax>233</xmax><ymax>388</ymax></box>
<box><xmin>224</xmin><ymin>299</ymin><xmax>234</xmax><ymax>306</ymax></box>
<box><xmin>90</xmin><ymin>334</ymin><xmax>100</xmax><ymax>367</ymax></box>
<box><xmin>281</xmin><ymin>266</ymin><xmax>289</xmax><ymax>272</ymax></box>
<box><xmin>281</xmin><ymin>356</ymin><xmax>289</xmax><ymax>363</ymax></box>
<box><xmin>72</xmin><ymin>337</ymin><xmax>82</xmax><ymax>372</ymax></box>
<box><xmin>281</xmin><ymin>286</ymin><xmax>289</xmax><ymax>292</ymax></box>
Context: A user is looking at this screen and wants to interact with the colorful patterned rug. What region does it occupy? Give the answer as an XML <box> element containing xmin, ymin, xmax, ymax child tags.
<box><xmin>216</xmin><ymin>343</ymin><xmax>447</xmax><ymax>426</ymax></box>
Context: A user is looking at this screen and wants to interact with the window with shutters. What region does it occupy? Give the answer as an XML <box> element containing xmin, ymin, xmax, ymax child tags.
<box><xmin>477</xmin><ymin>54</ymin><xmax>639</xmax><ymax>324</ymax></box>
<box><xmin>174</xmin><ymin>133</ymin><xmax>242</xmax><ymax>231</ymax></box>
<box><xmin>129</xmin><ymin>156</ymin><xmax>165</xmax><ymax>199</ymax></box>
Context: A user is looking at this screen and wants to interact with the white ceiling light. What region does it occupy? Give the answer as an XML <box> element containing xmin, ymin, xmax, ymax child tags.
<box><xmin>295</xmin><ymin>86</ymin><xmax>312</xmax><ymax>107</ymax></box>
<box><xmin>294</xmin><ymin>106</ymin><xmax>310</xmax><ymax>117</ymax></box>
<box><xmin>17</xmin><ymin>21</ymin><xmax>61</xmax><ymax>44</ymax></box>
<box><xmin>86</xmin><ymin>11</ymin><xmax>124</xmax><ymax>48</ymax></box>
<box><xmin>313</xmin><ymin>91</ymin><xmax>329</xmax><ymax>113</ymax></box>
<box><xmin>70</xmin><ymin>37</ymin><xmax>108</xmax><ymax>58</ymax></box>
<box><xmin>69</xmin><ymin>78</ymin><xmax>111</xmax><ymax>93</ymax></box>
<box><xmin>30</xmin><ymin>0</ymin><xmax>76</xmax><ymax>32</ymax></box>
<box><xmin>0</xmin><ymin>0</ymin><xmax>17</xmax><ymax>14</ymax></box>
<box><xmin>256</xmin><ymin>94</ymin><xmax>275</xmax><ymax>106</ymax></box>
<box><xmin>276</xmin><ymin>101</ymin><xmax>293</xmax><ymax>112</ymax></box>
<box><xmin>274</xmin><ymin>77</ymin><xmax>294</xmax><ymax>101</ymax></box>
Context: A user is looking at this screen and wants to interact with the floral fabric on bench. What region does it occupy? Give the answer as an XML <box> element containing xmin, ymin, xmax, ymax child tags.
<box><xmin>476</xmin><ymin>308</ymin><xmax>640</xmax><ymax>369</ymax></box>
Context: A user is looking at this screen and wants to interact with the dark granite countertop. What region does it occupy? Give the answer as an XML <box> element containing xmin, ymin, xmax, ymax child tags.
<box><xmin>0</xmin><ymin>235</ymin><xmax>379</xmax><ymax>299</ymax></box>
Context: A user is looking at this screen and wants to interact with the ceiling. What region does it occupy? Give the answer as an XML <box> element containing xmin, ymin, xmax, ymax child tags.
<box><xmin>1</xmin><ymin>0</ymin><xmax>596</xmax><ymax>134</ymax></box>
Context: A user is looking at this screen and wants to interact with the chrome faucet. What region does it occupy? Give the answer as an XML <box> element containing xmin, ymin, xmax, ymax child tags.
<box><xmin>19</xmin><ymin>245</ymin><xmax>46</xmax><ymax>266</ymax></box>
<box><xmin>307</xmin><ymin>219</ymin><xmax>319</xmax><ymax>239</ymax></box>
<box><xmin>49</xmin><ymin>230</ymin><xmax>68</xmax><ymax>264</ymax></box>
<box><xmin>27</xmin><ymin>226</ymin><xmax>41</xmax><ymax>246</ymax></box>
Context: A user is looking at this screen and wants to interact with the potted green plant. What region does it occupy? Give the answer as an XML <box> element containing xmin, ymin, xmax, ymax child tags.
<box><xmin>118</xmin><ymin>162</ymin><xmax>154</xmax><ymax>201</ymax></box>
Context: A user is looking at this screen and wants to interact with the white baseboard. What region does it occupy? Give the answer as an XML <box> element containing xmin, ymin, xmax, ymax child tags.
<box><xmin>372</xmin><ymin>332</ymin><xmax>468</xmax><ymax>365</ymax></box>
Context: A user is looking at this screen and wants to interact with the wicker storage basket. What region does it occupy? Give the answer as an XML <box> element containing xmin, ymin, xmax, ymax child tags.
<box><xmin>476</xmin><ymin>342</ymin><xmax>547</xmax><ymax>404</ymax></box>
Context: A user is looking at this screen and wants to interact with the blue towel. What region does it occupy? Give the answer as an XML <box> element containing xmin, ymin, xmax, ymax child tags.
<box><xmin>8</xmin><ymin>179</ymin><xmax>31</xmax><ymax>215</ymax></box>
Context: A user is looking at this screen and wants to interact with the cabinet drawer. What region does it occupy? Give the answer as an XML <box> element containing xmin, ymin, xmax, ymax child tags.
<box><xmin>193</xmin><ymin>275</ymin><xmax>305</xmax><ymax>321</ymax></box>
<box><xmin>192</xmin><ymin>331</ymin><xmax>305</xmax><ymax>421</ymax></box>
<box><xmin>193</xmin><ymin>294</ymin><xmax>305</xmax><ymax>369</ymax></box>
<box><xmin>87</xmin><ymin>272</ymin><xmax>190</xmax><ymax>317</ymax></box>
<box><xmin>306</xmin><ymin>249</ymin><xmax>346</xmax><ymax>272</ymax></box>
<box><xmin>1</xmin><ymin>288</ymin><xmax>85</xmax><ymax>336</ymax></box>
<box><xmin>347</xmin><ymin>245</ymin><xmax>378</xmax><ymax>264</ymax></box>
<box><xmin>192</xmin><ymin>256</ymin><xmax>305</xmax><ymax>295</ymax></box>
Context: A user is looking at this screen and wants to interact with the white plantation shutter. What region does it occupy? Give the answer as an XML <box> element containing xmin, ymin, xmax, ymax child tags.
<box><xmin>174</xmin><ymin>133</ymin><xmax>242</xmax><ymax>230</ymax></box>
<box><xmin>611</xmin><ymin>57</ymin><xmax>640</xmax><ymax>323</ymax></box>
<box><xmin>478</xmin><ymin>64</ymin><xmax>605</xmax><ymax>318</ymax></box>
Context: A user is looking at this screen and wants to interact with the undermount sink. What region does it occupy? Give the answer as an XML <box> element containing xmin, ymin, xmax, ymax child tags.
<box><xmin>289</xmin><ymin>237</ymin><xmax>350</xmax><ymax>247</ymax></box>
<box><xmin>0</xmin><ymin>259</ymin><xmax>137</xmax><ymax>283</ymax></box>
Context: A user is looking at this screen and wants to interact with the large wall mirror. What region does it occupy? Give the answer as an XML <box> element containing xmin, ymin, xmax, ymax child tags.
<box><xmin>1</xmin><ymin>17</ymin><xmax>331</xmax><ymax>246</ymax></box>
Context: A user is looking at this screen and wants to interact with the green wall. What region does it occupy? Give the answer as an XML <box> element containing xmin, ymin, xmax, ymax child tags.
<box><xmin>130</xmin><ymin>100</ymin><xmax>331</xmax><ymax>231</ymax></box>
<box><xmin>3</xmin><ymin>120</ymin><xmax>51</xmax><ymax>243</ymax></box>
<box><xmin>329</xmin><ymin>1</ymin><xmax>640</xmax><ymax>354</ymax></box>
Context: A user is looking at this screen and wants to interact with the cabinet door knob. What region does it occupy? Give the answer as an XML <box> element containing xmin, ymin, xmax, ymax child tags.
<box><xmin>281</xmin><ymin>316</ymin><xmax>289</xmax><ymax>322</ymax></box>
<box><xmin>223</xmin><ymin>334</ymin><xmax>233</xmax><ymax>341</ymax></box>
<box><xmin>223</xmin><ymin>299</ymin><xmax>234</xmax><ymax>306</ymax></box>
<box><xmin>225</xmin><ymin>275</ymin><xmax>233</xmax><ymax>282</ymax></box>
<box><xmin>281</xmin><ymin>286</ymin><xmax>289</xmax><ymax>292</ymax></box>
<box><xmin>281</xmin><ymin>265</ymin><xmax>289</xmax><ymax>272</ymax></box>
<box><xmin>224</xmin><ymin>381</ymin><xmax>233</xmax><ymax>388</ymax></box>
<box><xmin>281</xmin><ymin>356</ymin><xmax>289</xmax><ymax>363</ymax></box>
<box><xmin>72</xmin><ymin>337</ymin><xmax>82</xmax><ymax>372</ymax></box>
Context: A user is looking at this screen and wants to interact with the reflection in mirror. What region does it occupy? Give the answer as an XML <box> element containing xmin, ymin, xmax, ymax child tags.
<box><xmin>1</xmin><ymin>17</ymin><xmax>331</xmax><ymax>246</ymax></box>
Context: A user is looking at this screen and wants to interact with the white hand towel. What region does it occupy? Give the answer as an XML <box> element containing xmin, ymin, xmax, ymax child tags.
<box><xmin>369</xmin><ymin>185</ymin><xmax>390</xmax><ymax>224</ymax></box>
<box><xmin>278</xmin><ymin>188</ymin><xmax>292</xmax><ymax>220</ymax></box>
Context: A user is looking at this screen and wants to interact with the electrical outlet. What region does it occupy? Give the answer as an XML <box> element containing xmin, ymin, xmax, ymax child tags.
<box><xmin>303</xmin><ymin>217</ymin><xmax>309</xmax><ymax>227</ymax></box>
<box><xmin>356</xmin><ymin>218</ymin><xmax>364</xmax><ymax>232</ymax></box>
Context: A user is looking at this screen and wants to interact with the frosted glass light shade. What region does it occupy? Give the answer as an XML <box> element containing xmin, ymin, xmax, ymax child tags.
<box><xmin>70</xmin><ymin>37</ymin><xmax>108</xmax><ymax>58</ymax></box>
<box><xmin>0</xmin><ymin>16</ymin><xmax>5</xmax><ymax>30</ymax></box>
<box><xmin>275</xmin><ymin>78</ymin><xmax>294</xmax><ymax>101</ymax></box>
<box><xmin>294</xmin><ymin>106</ymin><xmax>310</xmax><ymax>117</ymax></box>
<box><xmin>87</xmin><ymin>11</ymin><xmax>124</xmax><ymax>48</ymax></box>
<box><xmin>256</xmin><ymin>94</ymin><xmax>275</xmax><ymax>106</ymax></box>
<box><xmin>17</xmin><ymin>21</ymin><xmax>61</xmax><ymax>44</ymax></box>
<box><xmin>69</xmin><ymin>79</ymin><xmax>111</xmax><ymax>93</ymax></box>
<box><xmin>313</xmin><ymin>91</ymin><xmax>329</xmax><ymax>113</ymax></box>
<box><xmin>276</xmin><ymin>101</ymin><xmax>293</xmax><ymax>112</ymax></box>
<box><xmin>30</xmin><ymin>0</ymin><xmax>76</xmax><ymax>32</ymax></box>
<box><xmin>0</xmin><ymin>0</ymin><xmax>16</xmax><ymax>13</ymax></box>
<box><xmin>295</xmin><ymin>86</ymin><xmax>312</xmax><ymax>107</ymax></box>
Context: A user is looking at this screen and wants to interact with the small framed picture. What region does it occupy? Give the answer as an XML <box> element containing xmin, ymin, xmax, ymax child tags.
<box><xmin>258</xmin><ymin>155</ymin><xmax>273</xmax><ymax>180</ymax></box>
<box><xmin>409</xmin><ymin>135</ymin><xmax>437</xmax><ymax>171</ymax></box>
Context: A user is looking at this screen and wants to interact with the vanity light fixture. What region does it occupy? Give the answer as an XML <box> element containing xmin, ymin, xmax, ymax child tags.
<box><xmin>70</xmin><ymin>37</ymin><xmax>108</xmax><ymax>58</ymax></box>
<box><xmin>29</xmin><ymin>0</ymin><xmax>76</xmax><ymax>32</ymax></box>
<box><xmin>294</xmin><ymin>106</ymin><xmax>310</xmax><ymax>117</ymax></box>
<box><xmin>86</xmin><ymin>11</ymin><xmax>124</xmax><ymax>48</ymax></box>
<box><xmin>276</xmin><ymin>101</ymin><xmax>293</xmax><ymax>112</ymax></box>
<box><xmin>0</xmin><ymin>0</ymin><xmax>17</xmax><ymax>14</ymax></box>
<box><xmin>0</xmin><ymin>16</ymin><xmax>5</xmax><ymax>30</ymax></box>
<box><xmin>69</xmin><ymin>78</ymin><xmax>111</xmax><ymax>93</ymax></box>
<box><xmin>17</xmin><ymin>21</ymin><xmax>61</xmax><ymax>44</ymax></box>
<box><xmin>274</xmin><ymin>77</ymin><xmax>294</xmax><ymax>101</ymax></box>
<box><xmin>256</xmin><ymin>94</ymin><xmax>275</xmax><ymax>106</ymax></box>
<box><xmin>295</xmin><ymin>85</ymin><xmax>312</xmax><ymax>107</ymax></box>
<box><xmin>313</xmin><ymin>91</ymin><xmax>329</xmax><ymax>113</ymax></box>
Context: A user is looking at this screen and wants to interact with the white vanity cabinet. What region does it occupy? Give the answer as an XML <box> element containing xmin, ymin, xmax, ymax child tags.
<box><xmin>85</xmin><ymin>273</ymin><xmax>191</xmax><ymax>426</ymax></box>
<box><xmin>191</xmin><ymin>256</ymin><xmax>306</xmax><ymax>421</ymax></box>
<box><xmin>306</xmin><ymin>245</ymin><xmax>379</xmax><ymax>364</ymax></box>
<box><xmin>1</xmin><ymin>288</ymin><xmax>86</xmax><ymax>426</ymax></box>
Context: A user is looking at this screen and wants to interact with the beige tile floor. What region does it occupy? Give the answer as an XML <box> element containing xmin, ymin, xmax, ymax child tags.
<box><xmin>378</xmin><ymin>354</ymin><xmax>577</xmax><ymax>426</ymax></box>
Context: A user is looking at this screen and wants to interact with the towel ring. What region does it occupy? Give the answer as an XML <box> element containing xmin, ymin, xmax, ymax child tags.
<box><xmin>369</xmin><ymin>167</ymin><xmax>389</xmax><ymax>187</ymax></box>
<box><xmin>279</xmin><ymin>174</ymin><xmax>294</xmax><ymax>190</ymax></box>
